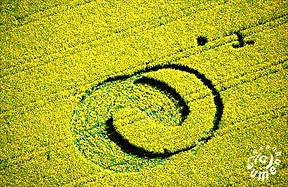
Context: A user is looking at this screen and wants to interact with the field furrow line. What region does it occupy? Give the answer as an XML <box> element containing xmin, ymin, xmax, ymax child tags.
<box><xmin>0</xmin><ymin>36</ymin><xmax>286</xmax><ymax>116</ymax></box>
<box><xmin>1</xmin><ymin>4</ymin><xmax>286</xmax><ymax>77</ymax></box>
<box><xmin>62</xmin><ymin>108</ymin><xmax>288</xmax><ymax>186</ymax></box>
<box><xmin>1</xmin><ymin>105</ymin><xmax>286</xmax><ymax>174</ymax></box>
<box><xmin>0</xmin><ymin>1</ymin><xmax>222</xmax><ymax>71</ymax></box>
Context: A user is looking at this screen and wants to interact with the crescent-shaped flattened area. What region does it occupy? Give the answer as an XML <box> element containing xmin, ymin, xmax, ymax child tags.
<box><xmin>70</xmin><ymin>64</ymin><xmax>224</xmax><ymax>172</ymax></box>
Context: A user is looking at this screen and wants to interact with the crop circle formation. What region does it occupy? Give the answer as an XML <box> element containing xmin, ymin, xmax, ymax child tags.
<box><xmin>70</xmin><ymin>64</ymin><xmax>223</xmax><ymax>172</ymax></box>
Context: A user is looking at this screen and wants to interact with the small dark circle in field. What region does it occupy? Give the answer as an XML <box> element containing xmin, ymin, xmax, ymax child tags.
<box><xmin>197</xmin><ymin>36</ymin><xmax>208</xmax><ymax>46</ymax></box>
<box><xmin>115</xmin><ymin>29</ymin><xmax>121</xmax><ymax>33</ymax></box>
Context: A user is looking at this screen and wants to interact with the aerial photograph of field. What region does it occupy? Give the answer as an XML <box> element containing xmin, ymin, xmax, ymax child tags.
<box><xmin>0</xmin><ymin>0</ymin><xmax>287</xmax><ymax>186</ymax></box>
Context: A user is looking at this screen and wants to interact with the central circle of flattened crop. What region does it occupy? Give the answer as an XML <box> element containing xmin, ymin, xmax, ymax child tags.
<box><xmin>70</xmin><ymin>64</ymin><xmax>223</xmax><ymax>172</ymax></box>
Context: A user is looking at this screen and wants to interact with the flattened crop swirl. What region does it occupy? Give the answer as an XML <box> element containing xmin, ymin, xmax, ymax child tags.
<box><xmin>70</xmin><ymin>63</ymin><xmax>224</xmax><ymax>171</ymax></box>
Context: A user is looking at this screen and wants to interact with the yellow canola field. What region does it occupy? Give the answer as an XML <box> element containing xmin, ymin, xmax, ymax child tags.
<box><xmin>0</xmin><ymin>0</ymin><xmax>287</xmax><ymax>186</ymax></box>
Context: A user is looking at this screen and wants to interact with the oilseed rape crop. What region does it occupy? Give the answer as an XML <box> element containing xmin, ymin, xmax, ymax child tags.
<box><xmin>0</xmin><ymin>0</ymin><xmax>287</xmax><ymax>186</ymax></box>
